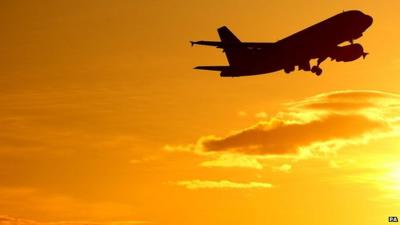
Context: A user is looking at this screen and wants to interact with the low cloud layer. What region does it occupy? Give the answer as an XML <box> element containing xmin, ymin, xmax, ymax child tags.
<box><xmin>177</xmin><ymin>180</ymin><xmax>273</xmax><ymax>189</ymax></box>
<box><xmin>167</xmin><ymin>90</ymin><xmax>400</xmax><ymax>160</ymax></box>
<box><xmin>0</xmin><ymin>216</ymin><xmax>150</xmax><ymax>225</ymax></box>
<box><xmin>202</xmin><ymin>114</ymin><xmax>387</xmax><ymax>155</ymax></box>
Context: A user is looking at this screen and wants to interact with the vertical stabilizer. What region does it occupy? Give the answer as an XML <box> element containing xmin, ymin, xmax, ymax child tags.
<box><xmin>217</xmin><ymin>26</ymin><xmax>241</xmax><ymax>44</ymax></box>
<box><xmin>217</xmin><ymin>26</ymin><xmax>242</xmax><ymax>66</ymax></box>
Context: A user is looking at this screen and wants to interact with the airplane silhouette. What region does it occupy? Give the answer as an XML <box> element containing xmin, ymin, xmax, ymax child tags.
<box><xmin>191</xmin><ymin>10</ymin><xmax>373</xmax><ymax>76</ymax></box>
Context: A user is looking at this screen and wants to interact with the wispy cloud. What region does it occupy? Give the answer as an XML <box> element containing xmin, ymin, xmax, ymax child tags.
<box><xmin>200</xmin><ymin>154</ymin><xmax>263</xmax><ymax>170</ymax></box>
<box><xmin>255</xmin><ymin>112</ymin><xmax>268</xmax><ymax>119</ymax></box>
<box><xmin>274</xmin><ymin>164</ymin><xmax>292</xmax><ymax>172</ymax></box>
<box><xmin>177</xmin><ymin>180</ymin><xmax>273</xmax><ymax>189</ymax></box>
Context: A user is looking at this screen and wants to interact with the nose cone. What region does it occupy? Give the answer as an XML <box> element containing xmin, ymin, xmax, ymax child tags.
<box><xmin>364</xmin><ymin>14</ymin><xmax>373</xmax><ymax>28</ymax></box>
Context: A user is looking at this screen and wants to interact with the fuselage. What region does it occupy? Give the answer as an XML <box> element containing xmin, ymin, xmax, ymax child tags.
<box><xmin>227</xmin><ymin>10</ymin><xmax>373</xmax><ymax>76</ymax></box>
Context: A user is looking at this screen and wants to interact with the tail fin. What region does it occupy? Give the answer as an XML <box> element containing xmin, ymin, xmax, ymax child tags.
<box><xmin>217</xmin><ymin>26</ymin><xmax>242</xmax><ymax>66</ymax></box>
<box><xmin>217</xmin><ymin>26</ymin><xmax>241</xmax><ymax>44</ymax></box>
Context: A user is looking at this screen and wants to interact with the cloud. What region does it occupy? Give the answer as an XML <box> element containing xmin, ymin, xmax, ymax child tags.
<box><xmin>255</xmin><ymin>112</ymin><xmax>268</xmax><ymax>119</ymax></box>
<box><xmin>166</xmin><ymin>90</ymin><xmax>400</xmax><ymax>160</ymax></box>
<box><xmin>0</xmin><ymin>216</ymin><xmax>150</xmax><ymax>225</ymax></box>
<box><xmin>202</xmin><ymin>114</ymin><xmax>387</xmax><ymax>155</ymax></box>
<box><xmin>288</xmin><ymin>90</ymin><xmax>400</xmax><ymax>113</ymax></box>
<box><xmin>176</xmin><ymin>180</ymin><xmax>273</xmax><ymax>189</ymax></box>
<box><xmin>200</xmin><ymin>154</ymin><xmax>263</xmax><ymax>170</ymax></box>
<box><xmin>275</xmin><ymin>164</ymin><xmax>292</xmax><ymax>172</ymax></box>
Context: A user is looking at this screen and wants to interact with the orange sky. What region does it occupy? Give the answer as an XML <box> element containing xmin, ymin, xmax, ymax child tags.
<box><xmin>1</xmin><ymin>1</ymin><xmax>400</xmax><ymax>225</ymax></box>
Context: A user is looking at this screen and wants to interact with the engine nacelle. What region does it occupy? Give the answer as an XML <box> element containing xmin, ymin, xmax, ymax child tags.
<box><xmin>330</xmin><ymin>44</ymin><xmax>368</xmax><ymax>62</ymax></box>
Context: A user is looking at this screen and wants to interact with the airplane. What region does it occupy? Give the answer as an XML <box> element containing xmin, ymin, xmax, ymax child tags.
<box><xmin>190</xmin><ymin>10</ymin><xmax>373</xmax><ymax>77</ymax></box>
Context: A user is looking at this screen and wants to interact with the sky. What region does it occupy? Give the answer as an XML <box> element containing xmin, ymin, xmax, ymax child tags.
<box><xmin>0</xmin><ymin>0</ymin><xmax>400</xmax><ymax>225</ymax></box>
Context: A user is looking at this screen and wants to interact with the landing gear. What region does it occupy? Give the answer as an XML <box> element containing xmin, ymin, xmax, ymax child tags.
<box><xmin>311</xmin><ymin>57</ymin><xmax>326</xmax><ymax>76</ymax></box>
<box><xmin>284</xmin><ymin>65</ymin><xmax>295</xmax><ymax>74</ymax></box>
<box><xmin>311</xmin><ymin>66</ymin><xmax>322</xmax><ymax>76</ymax></box>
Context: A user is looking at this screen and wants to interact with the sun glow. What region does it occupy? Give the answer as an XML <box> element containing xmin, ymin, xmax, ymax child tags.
<box><xmin>383</xmin><ymin>164</ymin><xmax>400</xmax><ymax>192</ymax></box>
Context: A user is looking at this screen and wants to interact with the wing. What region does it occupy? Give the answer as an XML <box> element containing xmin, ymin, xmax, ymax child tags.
<box><xmin>190</xmin><ymin>41</ymin><xmax>274</xmax><ymax>49</ymax></box>
<box><xmin>194</xmin><ymin>66</ymin><xmax>229</xmax><ymax>71</ymax></box>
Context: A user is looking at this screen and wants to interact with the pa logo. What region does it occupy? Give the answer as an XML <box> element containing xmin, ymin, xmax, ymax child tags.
<box><xmin>389</xmin><ymin>216</ymin><xmax>399</xmax><ymax>222</ymax></box>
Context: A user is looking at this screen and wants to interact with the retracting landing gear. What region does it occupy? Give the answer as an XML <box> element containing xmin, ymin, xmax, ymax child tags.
<box><xmin>311</xmin><ymin>56</ymin><xmax>327</xmax><ymax>76</ymax></box>
<box><xmin>311</xmin><ymin>66</ymin><xmax>322</xmax><ymax>76</ymax></box>
<box><xmin>284</xmin><ymin>65</ymin><xmax>295</xmax><ymax>74</ymax></box>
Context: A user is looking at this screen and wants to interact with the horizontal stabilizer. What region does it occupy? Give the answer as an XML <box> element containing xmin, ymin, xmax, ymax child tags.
<box><xmin>194</xmin><ymin>66</ymin><xmax>229</xmax><ymax>71</ymax></box>
<box><xmin>191</xmin><ymin>41</ymin><xmax>222</xmax><ymax>48</ymax></box>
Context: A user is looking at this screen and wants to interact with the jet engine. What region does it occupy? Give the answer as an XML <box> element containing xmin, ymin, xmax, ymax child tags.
<box><xmin>330</xmin><ymin>44</ymin><xmax>368</xmax><ymax>62</ymax></box>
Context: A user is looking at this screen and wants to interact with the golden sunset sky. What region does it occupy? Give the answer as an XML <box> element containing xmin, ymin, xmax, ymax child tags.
<box><xmin>1</xmin><ymin>1</ymin><xmax>400</xmax><ymax>225</ymax></box>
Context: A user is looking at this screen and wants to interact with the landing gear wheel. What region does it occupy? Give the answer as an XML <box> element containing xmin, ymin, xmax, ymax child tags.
<box><xmin>284</xmin><ymin>66</ymin><xmax>294</xmax><ymax>74</ymax></box>
<box><xmin>316</xmin><ymin>68</ymin><xmax>322</xmax><ymax>76</ymax></box>
<box><xmin>311</xmin><ymin>66</ymin><xmax>317</xmax><ymax>73</ymax></box>
<box><xmin>311</xmin><ymin>66</ymin><xmax>322</xmax><ymax>76</ymax></box>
